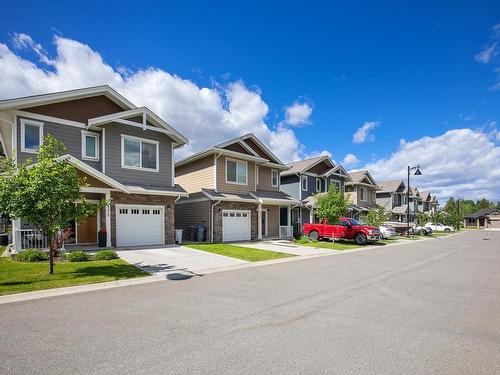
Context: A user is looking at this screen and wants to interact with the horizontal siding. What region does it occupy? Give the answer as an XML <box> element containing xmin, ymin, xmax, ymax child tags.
<box><xmin>258</xmin><ymin>166</ymin><xmax>279</xmax><ymax>191</ymax></box>
<box><xmin>17</xmin><ymin>116</ymin><xmax>101</xmax><ymax>171</ymax></box>
<box><xmin>216</xmin><ymin>155</ymin><xmax>255</xmax><ymax>194</ymax></box>
<box><xmin>280</xmin><ymin>175</ymin><xmax>300</xmax><ymax>200</ymax></box>
<box><xmin>102</xmin><ymin>122</ymin><xmax>173</xmax><ymax>188</ymax></box>
<box><xmin>263</xmin><ymin>205</ymin><xmax>279</xmax><ymax>237</ymax></box>
<box><xmin>175</xmin><ymin>155</ymin><xmax>214</xmax><ymax>193</ymax></box>
<box><xmin>174</xmin><ymin>200</ymin><xmax>211</xmax><ymax>237</ymax></box>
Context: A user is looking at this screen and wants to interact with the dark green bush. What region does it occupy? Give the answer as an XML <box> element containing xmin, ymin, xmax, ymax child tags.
<box><xmin>65</xmin><ymin>251</ymin><xmax>90</xmax><ymax>262</ymax></box>
<box><xmin>94</xmin><ymin>249</ymin><xmax>118</xmax><ymax>260</ymax></box>
<box><xmin>16</xmin><ymin>249</ymin><xmax>48</xmax><ymax>262</ymax></box>
<box><xmin>294</xmin><ymin>235</ymin><xmax>311</xmax><ymax>244</ymax></box>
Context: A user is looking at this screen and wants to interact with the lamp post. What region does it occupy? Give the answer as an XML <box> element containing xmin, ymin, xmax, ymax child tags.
<box><xmin>407</xmin><ymin>165</ymin><xmax>422</xmax><ymax>237</ymax></box>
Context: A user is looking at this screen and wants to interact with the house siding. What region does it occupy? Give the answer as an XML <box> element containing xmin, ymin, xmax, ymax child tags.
<box><xmin>257</xmin><ymin>166</ymin><xmax>279</xmax><ymax>191</ymax></box>
<box><xmin>175</xmin><ymin>155</ymin><xmax>215</xmax><ymax>193</ymax></box>
<box><xmin>263</xmin><ymin>205</ymin><xmax>279</xmax><ymax>237</ymax></box>
<box><xmin>280</xmin><ymin>175</ymin><xmax>300</xmax><ymax>201</ymax></box>
<box><xmin>216</xmin><ymin>155</ymin><xmax>255</xmax><ymax>194</ymax></box>
<box><xmin>102</xmin><ymin>122</ymin><xmax>173</xmax><ymax>188</ymax></box>
<box><xmin>174</xmin><ymin>199</ymin><xmax>211</xmax><ymax>239</ymax></box>
<box><xmin>16</xmin><ymin>116</ymin><xmax>102</xmax><ymax>171</ymax></box>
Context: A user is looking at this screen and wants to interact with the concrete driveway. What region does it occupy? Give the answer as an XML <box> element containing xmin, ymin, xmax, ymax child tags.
<box><xmin>238</xmin><ymin>239</ymin><xmax>335</xmax><ymax>256</ymax></box>
<box><xmin>116</xmin><ymin>245</ymin><xmax>248</xmax><ymax>278</ymax></box>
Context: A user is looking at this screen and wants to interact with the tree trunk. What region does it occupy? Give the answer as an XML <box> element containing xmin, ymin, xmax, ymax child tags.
<box><xmin>49</xmin><ymin>249</ymin><xmax>54</xmax><ymax>274</ymax></box>
<box><xmin>48</xmin><ymin>233</ymin><xmax>57</xmax><ymax>275</ymax></box>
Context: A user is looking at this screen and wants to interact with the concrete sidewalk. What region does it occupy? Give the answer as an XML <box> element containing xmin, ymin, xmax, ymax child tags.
<box><xmin>238</xmin><ymin>240</ymin><xmax>335</xmax><ymax>256</ymax></box>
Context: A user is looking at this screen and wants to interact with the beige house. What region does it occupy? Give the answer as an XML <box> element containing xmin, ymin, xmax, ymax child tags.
<box><xmin>345</xmin><ymin>170</ymin><xmax>380</xmax><ymax>217</ymax></box>
<box><xmin>464</xmin><ymin>208</ymin><xmax>500</xmax><ymax>229</ymax></box>
<box><xmin>175</xmin><ymin>134</ymin><xmax>298</xmax><ymax>242</ymax></box>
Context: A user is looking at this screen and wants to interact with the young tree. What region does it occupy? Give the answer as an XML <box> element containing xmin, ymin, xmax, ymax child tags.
<box><xmin>0</xmin><ymin>136</ymin><xmax>98</xmax><ymax>274</ymax></box>
<box><xmin>364</xmin><ymin>205</ymin><xmax>391</xmax><ymax>227</ymax></box>
<box><xmin>314</xmin><ymin>186</ymin><xmax>350</xmax><ymax>226</ymax></box>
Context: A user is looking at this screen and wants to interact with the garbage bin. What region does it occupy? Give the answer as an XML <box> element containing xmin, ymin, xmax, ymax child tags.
<box><xmin>175</xmin><ymin>229</ymin><xmax>184</xmax><ymax>244</ymax></box>
<box><xmin>196</xmin><ymin>224</ymin><xmax>206</xmax><ymax>242</ymax></box>
<box><xmin>188</xmin><ymin>225</ymin><xmax>197</xmax><ymax>241</ymax></box>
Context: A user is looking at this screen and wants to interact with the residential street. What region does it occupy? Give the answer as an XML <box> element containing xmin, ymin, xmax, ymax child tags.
<box><xmin>1</xmin><ymin>230</ymin><xmax>499</xmax><ymax>375</ymax></box>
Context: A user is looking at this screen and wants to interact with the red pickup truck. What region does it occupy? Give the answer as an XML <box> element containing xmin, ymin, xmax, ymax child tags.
<box><xmin>303</xmin><ymin>217</ymin><xmax>381</xmax><ymax>245</ymax></box>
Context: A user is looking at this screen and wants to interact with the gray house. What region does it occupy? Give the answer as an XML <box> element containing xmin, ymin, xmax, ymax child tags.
<box><xmin>280</xmin><ymin>155</ymin><xmax>351</xmax><ymax>232</ymax></box>
<box><xmin>376</xmin><ymin>179</ymin><xmax>409</xmax><ymax>222</ymax></box>
<box><xmin>0</xmin><ymin>86</ymin><xmax>188</xmax><ymax>250</ymax></box>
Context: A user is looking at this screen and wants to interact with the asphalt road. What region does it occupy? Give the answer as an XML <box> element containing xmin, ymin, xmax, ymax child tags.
<box><xmin>1</xmin><ymin>230</ymin><xmax>500</xmax><ymax>375</ymax></box>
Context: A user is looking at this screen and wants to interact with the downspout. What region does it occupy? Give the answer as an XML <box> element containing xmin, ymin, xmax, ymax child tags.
<box><xmin>210</xmin><ymin>200</ymin><xmax>222</xmax><ymax>243</ymax></box>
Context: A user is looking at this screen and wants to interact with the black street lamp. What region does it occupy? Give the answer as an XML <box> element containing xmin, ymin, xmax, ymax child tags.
<box><xmin>407</xmin><ymin>165</ymin><xmax>422</xmax><ymax>237</ymax></box>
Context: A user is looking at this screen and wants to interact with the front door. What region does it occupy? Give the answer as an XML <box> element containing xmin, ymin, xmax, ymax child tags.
<box><xmin>77</xmin><ymin>214</ymin><xmax>98</xmax><ymax>244</ymax></box>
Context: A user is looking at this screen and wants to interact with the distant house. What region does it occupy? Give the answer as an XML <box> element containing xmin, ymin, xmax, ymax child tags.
<box><xmin>376</xmin><ymin>179</ymin><xmax>409</xmax><ymax>222</ymax></box>
<box><xmin>464</xmin><ymin>208</ymin><xmax>500</xmax><ymax>229</ymax></box>
<box><xmin>344</xmin><ymin>170</ymin><xmax>380</xmax><ymax>218</ymax></box>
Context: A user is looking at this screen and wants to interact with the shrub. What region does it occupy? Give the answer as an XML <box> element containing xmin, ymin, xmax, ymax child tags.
<box><xmin>295</xmin><ymin>235</ymin><xmax>311</xmax><ymax>244</ymax></box>
<box><xmin>94</xmin><ymin>249</ymin><xmax>118</xmax><ymax>260</ymax></box>
<box><xmin>16</xmin><ymin>248</ymin><xmax>48</xmax><ymax>262</ymax></box>
<box><xmin>65</xmin><ymin>251</ymin><xmax>90</xmax><ymax>262</ymax></box>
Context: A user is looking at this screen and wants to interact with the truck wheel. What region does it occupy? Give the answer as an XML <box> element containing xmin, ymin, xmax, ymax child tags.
<box><xmin>444</xmin><ymin>228</ymin><xmax>451</xmax><ymax>233</ymax></box>
<box><xmin>419</xmin><ymin>229</ymin><xmax>426</xmax><ymax>236</ymax></box>
<box><xmin>308</xmin><ymin>231</ymin><xmax>319</xmax><ymax>241</ymax></box>
<box><xmin>355</xmin><ymin>233</ymin><xmax>367</xmax><ymax>245</ymax></box>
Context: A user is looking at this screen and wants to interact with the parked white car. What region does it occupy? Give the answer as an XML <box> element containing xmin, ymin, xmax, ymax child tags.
<box><xmin>379</xmin><ymin>225</ymin><xmax>397</xmax><ymax>239</ymax></box>
<box><xmin>425</xmin><ymin>222</ymin><xmax>454</xmax><ymax>233</ymax></box>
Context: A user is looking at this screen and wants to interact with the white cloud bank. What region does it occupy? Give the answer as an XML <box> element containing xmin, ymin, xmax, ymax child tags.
<box><xmin>0</xmin><ymin>33</ymin><xmax>316</xmax><ymax>162</ymax></box>
<box><xmin>364</xmin><ymin>128</ymin><xmax>500</xmax><ymax>201</ymax></box>
<box><xmin>353</xmin><ymin>121</ymin><xmax>379</xmax><ymax>144</ymax></box>
<box><xmin>342</xmin><ymin>153</ymin><xmax>360</xmax><ymax>166</ymax></box>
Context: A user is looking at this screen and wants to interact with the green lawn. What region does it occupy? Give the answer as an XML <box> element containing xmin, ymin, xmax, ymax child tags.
<box><xmin>295</xmin><ymin>240</ymin><xmax>361</xmax><ymax>250</ymax></box>
<box><xmin>186</xmin><ymin>243</ymin><xmax>295</xmax><ymax>262</ymax></box>
<box><xmin>0</xmin><ymin>258</ymin><xmax>150</xmax><ymax>296</ymax></box>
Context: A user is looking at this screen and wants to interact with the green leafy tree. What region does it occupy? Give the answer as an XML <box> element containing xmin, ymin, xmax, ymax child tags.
<box><xmin>417</xmin><ymin>212</ymin><xmax>430</xmax><ymax>226</ymax></box>
<box><xmin>476</xmin><ymin>198</ymin><xmax>495</xmax><ymax>210</ymax></box>
<box><xmin>314</xmin><ymin>186</ymin><xmax>350</xmax><ymax>226</ymax></box>
<box><xmin>0</xmin><ymin>135</ymin><xmax>99</xmax><ymax>274</ymax></box>
<box><xmin>363</xmin><ymin>205</ymin><xmax>391</xmax><ymax>227</ymax></box>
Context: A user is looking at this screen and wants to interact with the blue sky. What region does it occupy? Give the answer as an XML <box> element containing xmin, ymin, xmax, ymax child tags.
<box><xmin>0</xmin><ymin>1</ymin><xmax>499</xmax><ymax>201</ymax></box>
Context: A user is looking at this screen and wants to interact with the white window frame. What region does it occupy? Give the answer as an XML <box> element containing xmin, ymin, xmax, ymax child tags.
<box><xmin>20</xmin><ymin>119</ymin><xmax>43</xmax><ymax>154</ymax></box>
<box><xmin>329</xmin><ymin>179</ymin><xmax>341</xmax><ymax>192</ymax></box>
<box><xmin>315</xmin><ymin>178</ymin><xmax>321</xmax><ymax>193</ymax></box>
<box><xmin>301</xmin><ymin>175</ymin><xmax>308</xmax><ymax>191</ymax></box>
<box><xmin>271</xmin><ymin>169</ymin><xmax>279</xmax><ymax>187</ymax></box>
<box><xmin>81</xmin><ymin>130</ymin><xmax>100</xmax><ymax>161</ymax></box>
<box><xmin>225</xmin><ymin>158</ymin><xmax>248</xmax><ymax>185</ymax></box>
<box><xmin>360</xmin><ymin>187</ymin><xmax>367</xmax><ymax>202</ymax></box>
<box><xmin>121</xmin><ymin>134</ymin><xmax>159</xmax><ymax>172</ymax></box>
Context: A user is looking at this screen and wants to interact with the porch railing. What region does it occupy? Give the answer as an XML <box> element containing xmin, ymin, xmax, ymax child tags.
<box><xmin>14</xmin><ymin>229</ymin><xmax>48</xmax><ymax>250</ymax></box>
<box><xmin>279</xmin><ymin>226</ymin><xmax>293</xmax><ymax>239</ymax></box>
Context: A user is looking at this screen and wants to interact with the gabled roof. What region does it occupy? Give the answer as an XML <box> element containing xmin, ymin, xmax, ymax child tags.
<box><xmin>377</xmin><ymin>180</ymin><xmax>406</xmax><ymax>193</ymax></box>
<box><xmin>420</xmin><ymin>191</ymin><xmax>431</xmax><ymax>201</ymax></box>
<box><xmin>176</xmin><ymin>133</ymin><xmax>287</xmax><ymax>169</ymax></box>
<box><xmin>88</xmin><ymin>107</ymin><xmax>188</xmax><ymax>147</ymax></box>
<box><xmin>346</xmin><ymin>170</ymin><xmax>379</xmax><ymax>188</ymax></box>
<box><xmin>464</xmin><ymin>207</ymin><xmax>500</xmax><ymax>219</ymax></box>
<box><xmin>0</xmin><ymin>85</ymin><xmax>135</xmax><ymax>111</ymax></box>
<box><xmin>282</xmin><ymin>155</ymin><xmax>335</xmax><ymax>176</ymax></box>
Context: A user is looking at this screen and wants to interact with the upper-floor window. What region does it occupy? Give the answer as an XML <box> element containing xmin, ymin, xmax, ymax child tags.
<box><xmin>121</xmin><ymin>134</ymin><xmax>159</xmax><ymax>172</ymax></box>
<box><xmin>226</xmin><ymin>159</ymin><xmax>247</xmax><ymax>185</ymax></box>
<box><xmin>359</xmin><ymin>187</ymin><xmax>367</xmax><ymax>201</ymax></box>
<box><xmin>329</xmin><ymin>179</ymin><xmax>341</xmax><ymax>192</ymax></box>
<box><xmin>21</xmin><ymin>119</ymin><xmax>43</xmax><ymax>153</ymax></box>
<box><xmin>81</xmin><ymin>131</ymin><xmax>99</xmax><ymax>161</ymax></box>
<box><xmin>301</xmin><ymin>175</ymin><xmax>308</xmax><ymax>191</ymax></box>
<box><xmin>315</xmin><ymin>178</ymin><xmax>321</xmax><ymax>192</ymax></box>
<box><xmin>402</xmin><ymin>195</ymin><xmax>407</xmax><ymax>204</ymax></box>
<box><xmin>271</xmin><ymin>169</ymin><xmax>279</xmax><ymax>187</ymax></box>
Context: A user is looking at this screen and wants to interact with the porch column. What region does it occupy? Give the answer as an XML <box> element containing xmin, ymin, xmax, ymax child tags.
<box><xmin>12</xmin><ymin>219</ymin><xmax>21</xmax><ymax>252</ymax></box>
<box><xmin>287</xmin><ymin>206</ymin><xmax>291</xmax><ymax>226</ymax></box>
<box><xmin>257</xmin><ymin>203</ymin><xmax>263</xmax><ymax>240</ymax></box>
<box><xmin>105</xmin><ymin>190</ymin><xmax>112</xmax><ymax>247</ymax></box>
<box><xmin>309</xmin><ymin>207</ymin><xmax>314</xmax><ymax>224</ymax></box>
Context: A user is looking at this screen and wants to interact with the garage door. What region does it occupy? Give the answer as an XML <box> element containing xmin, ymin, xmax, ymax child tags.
<box><xmin>222</xmin><ymin>210</ymin><xmax>251</xmax><ymax>242</ymax></box>
<box><xmin>116</xmin><ymin>205</ymin><xmax>164</xmax><ymax>247</ymax></box>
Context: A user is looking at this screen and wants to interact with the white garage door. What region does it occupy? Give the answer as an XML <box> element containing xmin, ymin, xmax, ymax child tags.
<box><xmin>116</xmin><ymin>205</ymin><xmax>164</xmax><ymax>247</ymax></box>
<box><xmin>222</xmin><ymin>210</ymin><xmax>251</xmax><ymax>242</ymax></box>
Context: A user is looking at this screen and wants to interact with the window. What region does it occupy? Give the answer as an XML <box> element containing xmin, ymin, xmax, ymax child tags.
<box><xmin>81</xmin><ymin>131</ymin><xmax>99</xmax><ymax>160</ymax></box>
<box><xmin>153</xmin><ymin>209</ymin><xmax>161</xmax><ymax>215</ymax></box>
<box><xmin>119</xmin><ymin>208</ymin><xmax>128</xmax><ymax>214</ymax></box>
<box><xmin>329</xmin><ymin>180</ymin><xmax>341</xmax><ymax>191</ymax></box>
<box><xmin>131</xmin><ymin>209</ymin><xmax>140</xmax><ymax>215</ymax></box>
<box><xmin>21</xmin><ymin>119</ymin><xmax>43</xmax><ymax>153</ymax></box>
<box><xmin>316</xmin><ymin>178</ymin><xmax>321</xmax><ymax>192</ymax></box>
<box><xmin>121</xmin><ymin>135</ymin><xmax>159</xmax><ymax>171</ymax></box>
<box><xmin>142</xmin><ymin>209</ymin><xmax>150</xmax><ymax>215</ymax></box>
<box><xmin>271</xmin><ymin>169</ymin><xmax>279</xmax><ymax>187</ymax></box>
<box><xmin>226</xmin><ymin>159</ymin><xmax>247</xmax><ymax>185</ymax></box>
<box><xmin>301</xmin><ymin>175</ymin><xmax>308</xmax><ymax>191</ymax></box>
<box><xmin>359</xmin><ymin>187</ymin><xmax>367</xmax><ymax>201</ymax></box>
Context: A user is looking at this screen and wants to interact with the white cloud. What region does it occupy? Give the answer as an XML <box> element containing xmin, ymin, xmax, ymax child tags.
<box><xmin>364</xmin><ymin>128</ymin><xmax>500</xmax><ymax>201</ymax></box>
<box><xmin>283</xmin><ymin>101</ymin><xmax>313</xmax><ymax>126</ymax></box>
<box><xmin>302</xmin><ymin>150</ymin><xmax>332</xmax><ymax>160</ymax></box>
<box><xmin>353</xmin><ymin>121</ymin><xmax>379</xmax><ymax>144</ymax></box>
<box><xmin>0</xmin><ymin>34</ymin><xmax>316</xmax><ymax>162</ymax></box>
<box><xmin>475</xmin><ymin>42</ymin><xmax>497</xmax><ymax>64</ymax></box>
<box><xmin>342</xmin><ymin>153</ymin><xmax>360</xmax><ymax>166</ymax></box>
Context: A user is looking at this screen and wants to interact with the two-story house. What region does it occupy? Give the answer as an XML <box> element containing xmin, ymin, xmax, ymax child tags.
<box><xmin>280</xmin><ymin>155</ymin><xmax>351</xmax><ymax>230</ymax></box>
<box><xmin>0</xmin><ymin>86</ymin><xmax>188</xmax><ymax>250</ymax></box>
<box><xmin>344</xmin><ymin>170</ymin><xmax>380</xmax><ymax>218</ymax></box>
<box><xmin>418</xmin><ymin>191</ymin><xmax>433</xmax><ymax>214</ymax></box>
<box><xmin>174</xmin><ymin>133</ymin><xmax>298</xmax><ymax>242</ymax></box>
<box><xmin>405</xmin><ymin>187</ymin><xmax>421</xmax><ymax>218</ymax></box>
<box><xmin>376</xmin><ymin>179</ymin><xmax>409</xmax><ymax>222</ymax></box>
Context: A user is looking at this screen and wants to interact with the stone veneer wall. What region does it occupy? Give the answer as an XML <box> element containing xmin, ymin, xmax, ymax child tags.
<box><xmin>110</xmin><ymin>192</ymin><xmax>176</xmax><ymax>246</ymax></box>
<box><xmin>212</xmin><ymin>201</ymin><xmax>258</xmax><ymax>242</ymax></box>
